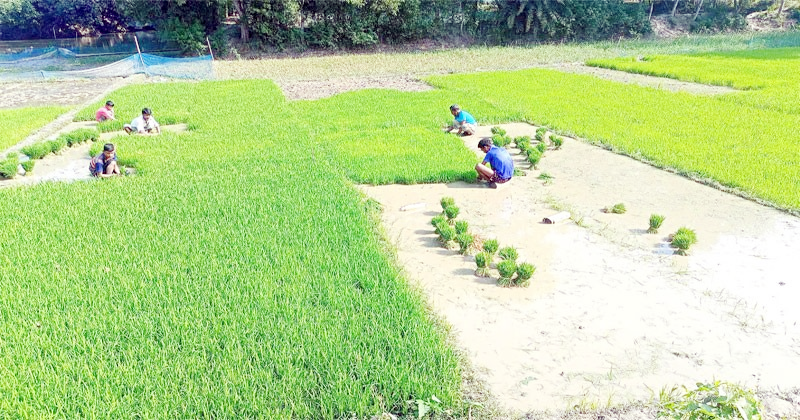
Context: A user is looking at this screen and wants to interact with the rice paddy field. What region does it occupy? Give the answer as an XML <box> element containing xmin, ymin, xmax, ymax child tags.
<box><xmin>0</xmin><ymin>107</ymin><xmax>68</xmax><ymax>151</ymax></box>
<box><xmin>1</xmin><ymin>31</ymin><xmax>800</xmax><ymax>418</ymax></box>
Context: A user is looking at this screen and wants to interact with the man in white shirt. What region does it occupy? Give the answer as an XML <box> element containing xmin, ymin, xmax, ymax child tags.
<box><xmin>123</xmin><ymin>107</ymin><xmax>161</xmax><ymax>135</ymax></box>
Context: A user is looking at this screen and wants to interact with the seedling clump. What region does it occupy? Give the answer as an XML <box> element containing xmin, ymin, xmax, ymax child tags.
<box><xmin>498</xmin><ymin>246</ymin><xmax>518</xmax><ymax>262</ymax></box>
<box><xmin>456</xmin><ymin>233</ymin><xmax>474</xmax><ymax>255</ymax></box>
<box><xmin>497</xmin><ymin>260</ymin><xmax>517</xmax><ymax>287</ymax></box>
<box><xmin>514</xmin><ymin>262</ymin><xmax>536</xmax><ymax>287</ymax></box>
<box><xmin>444</xmin><ymin>205</ymin><xmax>460</xmax><ymax>223</ymax></box>
<box><xmin>474</xmin><ymin>252</ymin><xmax>491</xmax><ymax>277</ymax></box>
<box><xmin>482</xmin><ymin>239</ymin><xmax>499</xmax><ymax>256</ymax></box>
<box><xmin>440</xmin><ymin>197</ymin><xmax>455</xmax><ymax>212</ymax></box>
<box><xmin>648</xmin><ymin>214</ymin><xmax>665</xmax><ymax>234</ymax></box>
<box><xmin>671</xmin><ymin>227</ymin><xmax>697</xmax><ymax>255</ymax></box>
<box><xmin>0</xmin><ymin>153</ymin><xmax>19</xmax><ymax>179</ymax></box>
<box><xmin>535</xmin><ymin>142</ymin><xmax>547</xmax><ymax>154</ymax></box>
<box><xmin>551</xmin><ymin>135</ymin><xmax>564</xmax><ymax>149</ymax></box>
<box><xmin>454</xmin><ymin>220</ymin><xmax>469</xmax><ymax>235</ymax></box>
<box><xmin>604</xmin><ymin>203</ymin><xmax>627</xmax><ymax>214</ymax></box>
<box><xmin>535</xmin><ymin>127</ymin><xmax>547</xmax><ymax>142</ymax></box>
<box><xmin>438</xmin><ymin>224</ymin><xmax>457</xmax><ymax>248</ymax></box>
<box><xmin>514</xmin><ymin>135</ymin><xmax>531</xmax><ymax>151</ymax></box>
<box><xmin>20</xmin><ymin>160</ymin><xmax>35</xmax><ymax>174</ymax></box>
<box><xmin>526</xmin><ymin>148</ymin><xmax>542</xmax><ymax>169</ymax></box>
<box><xmin>490</xmin><ymin>126</ymin><xmax>507</xmax><ymax>136</ymax></box>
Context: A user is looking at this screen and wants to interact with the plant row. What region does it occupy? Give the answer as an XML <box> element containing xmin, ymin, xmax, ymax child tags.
<box><xmin>490</xmin><ymin>126</ymin><xmax>563</xmax><ymax>170</ymax></box>
<box><xmin>431</xmin><ymin>196</ymin><xmax>536</xmax><ymax>288</ymax></box>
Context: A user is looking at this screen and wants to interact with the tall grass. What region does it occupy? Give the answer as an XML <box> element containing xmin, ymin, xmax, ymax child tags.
<box><xmin>0</xmin><ymin>106</ymin><xmax>69</xmax><ymax>151</ymax></box>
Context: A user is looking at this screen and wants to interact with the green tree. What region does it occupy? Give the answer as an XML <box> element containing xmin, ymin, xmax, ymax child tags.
<box><xmin>0</xmin><ymin>0</ymin><xmax>41</xmax><ymax>40</ymax></box>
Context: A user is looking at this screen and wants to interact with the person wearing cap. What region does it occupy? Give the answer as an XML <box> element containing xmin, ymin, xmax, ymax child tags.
<box><xmin>445</xmin><ymin>104</ymin><xmax>477</xmax><ymax>136</ymax></box>
<box><xmin>476</xmin><ymin>138</ymin><xmax>513</xmax><ymax>188</ymax></box>
<box><xmin>95</xmin><ymin>100</ymin><xmax>115</xmax><ymax>122</ymax></box>
<box><xmin>123</xmin><ymin>107</ymin><xmax>160</xmax><ymax>135</ymax></box>
<box><xmin>89</xmin><ymin>143</ymin><xmax>121</xmax><ymax>178</ymax></box>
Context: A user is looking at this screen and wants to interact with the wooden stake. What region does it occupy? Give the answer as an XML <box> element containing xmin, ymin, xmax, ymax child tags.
<box><xmin>206</xmin><ymin>36</ymin><xmax>214</xmax><ymax>60</ymax></box>
<box><xmin>134</xmin><ymin>34</ymin><xmax>146</xmax><ymax>70</ymax></box>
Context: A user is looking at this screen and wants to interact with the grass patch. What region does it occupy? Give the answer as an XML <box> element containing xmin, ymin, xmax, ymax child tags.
<box><xmin>0</xmin><ymin>106</ymin><xmax>69</xmax><ymax>151</ymax></box>
<box><xmin>0</xmin><ymin>80</ymin><xmax>463</xmax><ymax>418</ymax></box>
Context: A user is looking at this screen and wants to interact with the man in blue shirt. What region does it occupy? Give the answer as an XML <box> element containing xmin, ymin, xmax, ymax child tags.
<box><xmin>476</xmin><ymin>138</ymin><xmax>513</xmax><ymax>188</ymax></box>
<box><xmin>89</xmin><ymin>143</ymin><xmax>121</xmax><ymax>178</ymax></box>
<box><xmin>446</xmin><ymin>104</ymin><xmax>477</xmax><ymax>136</ymax></box>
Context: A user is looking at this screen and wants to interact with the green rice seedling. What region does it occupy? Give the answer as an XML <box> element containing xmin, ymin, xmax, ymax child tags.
<box><xmin>498</xmin><ymin>246</ymin><xmax>518</xmax><ymax>262</ymax></box>
<box><xmin>514</xmin><ymin>135</ymin><xmax>531</xmax><ymax>149</ymax></box>
<box><xmin>491</xmin><ymin>133</ymin><xmax>512</xmax><ymax>147</ymax></box>
<box><xmin>497</xmin><ymin>260</ymin><xmax>518</xmax><ymax>287</ymax></box>
<box><xmin>490</xmin><ymin>126</ymin><xmax>507</xmax><ymax>136</ymax></box>
<box><xmin>456</xmin><ymin>233</ymin><xmax>474</xmax><ymax>255</ymax></box>
<box><xmin>671</xmin><ymin>227</ymin><xmax>697</xmax><ymax>255</ymax></box>
<box><xmin>648</xmin><ymin>214</ymin><xmax>665</xmax><ymax>234</ymax></box>
<box><xmin>475</xmin><ymin>252</ymin><xmax>491</xmax><ymax>277</ymax></box>
<box><xmin>537</xmin><ymin>172</ymin><xmax>554</xmax><ymax>184</ymax></box>
<box><xmin>527</xmin><ymin>148</ymin><xmax>542</xmax><ymax>169</ymax></box>
<box><xmin>454</xmin><ymin>220</ymin><xmax>469</xmax><ymax>235</ymax></box>
<box><xmin>21</xmin><ymin>143</ymin><xmax>52</xmax><ymax>159</ymax></box>
<box><xmin>440</xmin><ymin>196</ymin><xmax>455</xmax><ymax>211</ymax></box>
<box><xmin>0</xmin><ymin>153</ymin><xmax>19</xmax><ymax>179</ymax></box>
<box><xmin>603</xmin><ymin>203</ymin><xmax>627</xmax><ymax>214</ymax></box>
<box><xmin>482</xmin><ymin>239</ymin><xmax>499</xmax><ymax>256</ymax></box>
<box><xmin>444</xmin><ymin>205</ymin><xmax>459</xmax><ymax>223</ymax></box>
<box><xmin>535</xmin><ymin>127</ymin><xmax>547</xmax><ymax>142</ymax></box>
<box><xmin>431</xmin><ymin>214</ymin><xmax>446</xmax><ymax>228</ymax></box>
<box><xmin>514</xmin><ymin>262</ymin><xmax>536</xmax><ymax>287</ymax></box>
<box><xmin>551</xmin><ymin>135</ymin><xmax>564</xmax><ymax>149</ymax></box>
<box><xmin>61</xmin><ymin>128</ymin><xmax>100</xmax><ymax>147</ymax></box>
<box><xmin>438</xmin><ymin>224</ymin><xmax>458</xmax><ymax>249</ymax></box>
<box><xmin>0</xmin><ymin>106</ymin><xmax>68</xmax><ymax>150</ymax></box>
<box><xmin>20</xmin><ymin>160</ymin><xmax>35</xmax><ymax>174</ymax></box>
<box><xmin>535</xmin><ymin>142</ymin><xmax>547</xmax><ymax>154</ymax></box>
<box><xmin>46</xmin><ymin>139</ymin><xmax>65</xmax><ymax>154</ymax></box>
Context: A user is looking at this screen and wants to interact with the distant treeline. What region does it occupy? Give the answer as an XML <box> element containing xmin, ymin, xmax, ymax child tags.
<box><xmin>0</xmin><ymin>0</ymin><xmax>788</xmax><ymax>53</ymax></box>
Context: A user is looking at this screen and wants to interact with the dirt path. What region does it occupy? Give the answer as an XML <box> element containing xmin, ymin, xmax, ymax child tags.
<box><xmin>543</xmin><ymin>63</ymin><xmax>737</xmax><ymax>95</ymax></box>
<box><xmin>361</xmin><ymin>123</ymin><xmax>800</xmax><ymax>418</ymax></box>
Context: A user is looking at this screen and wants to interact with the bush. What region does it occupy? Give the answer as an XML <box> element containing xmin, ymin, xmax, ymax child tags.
<box><xmin>498</xmin><ymin>246</ymin><xmax>518</xmax><ymax>261</ymax></box>
<box><xmin>659</xmin><ymin>381</ymin><xmax>762</xmax><ymax>419</ymax></box>
<box><xmin>648</xmin><ymin>214</ymin><xmax>666</xmax><ymax>234</ymax></box>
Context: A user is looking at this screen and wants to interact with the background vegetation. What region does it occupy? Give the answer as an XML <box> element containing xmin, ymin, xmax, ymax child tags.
<box><xmin>2</xmin><ymin>0</ymin><xmax>795</xmax><ymax>53</ymax></box>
